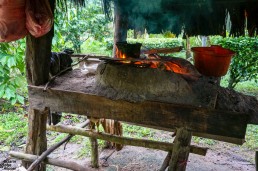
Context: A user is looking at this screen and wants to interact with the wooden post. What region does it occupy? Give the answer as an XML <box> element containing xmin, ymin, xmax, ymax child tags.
<box><xmin>23</xmin><ymin>1</ymin><xmax>55</xmax><ymax>170</ymax></box>
<box><xmin>168</xmin><ymin>127</ymin><xmax>192</xmax><ymax>171</ymax></box>
<box><xmin>23</xmin><ymin>108</ymin><xmax>49</xmax><ymax>170</ymax></box>
<box><xmin>112</xmin><ymin>0</ymin><xmax>128</xmax><ymax>57</ymax></box>
<box><xmin>90</xmin><ymin>137</ymin><xmax>99</xmax><ymax>168</ymax></box>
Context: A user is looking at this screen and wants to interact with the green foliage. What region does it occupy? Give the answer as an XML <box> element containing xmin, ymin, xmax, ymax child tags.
<box><xmin>105</xmin><ymin>38</ymin><xmax>183</xmax><ymax>52</ymax></box>
<box><xmin>128</xmin><ymin>38</ymin><xmax>182</xmax><ymax>49</ymax></box>
<box><xmin>123</xmin><ymin>124</ymin><xmax>154</xmax><ymax>138</ymax></box>
<box><xmin>162</xmin><ymin>31</ymin><xmax>176</xmax><ymax>38</ymax></box>
<box><xmin>0</xmin><ymin>111</ymin><xmax>27</xmax><ymax>147</ymax></box>
<box><xmin>214</xmin><ymin>37</ymin><xmax>258</xmax><ymax>89</ymax></box>
<box><xmin>81</xmin><ymin>38</ymin><xmax>111</xmax><ymax>56</ymax></box>
<box><xmin>243</xmin><ymin>125</ymin><xmax>258</xmax><ymax>150</ymax></box>
<box><xmin>192</xmin><ymin>137</ymin><xmax>216</xmax><ymax>146</ymax></box>
<box><xmin>0</xmin><ymin>40</ymin><xmax>27</xmax><ymax>105</ymax></box>
<box><xmin>53</xmin><ymin>2</ymin><xmax>112</xmax><ymax>53</ymax></box>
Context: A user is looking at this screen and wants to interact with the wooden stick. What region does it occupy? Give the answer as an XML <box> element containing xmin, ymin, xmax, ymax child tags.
<box><xmin>142</xmin><ymin>47</ymin><xmax>183</xmax><ymax>54</ymax></box>
<box><xmin>47</xmin><ymin>124</ymin><xmax>207</xmax><ymax>156</ymax></box>
<box><xmin>27</xmin><ymin>120</ymin><xmax>90</xmax><ymax>171</ymax></box>
<box><xmin>159</xmin><ymin>151</ymin><xmax>172</xmax><ymax>171</ymax></box>
<box><xmin>71</xmin><ymin>54</ymin><xmax>110</xmax><ymax>59</ymax></box>
<box><xmin>10</xmin><ymin>151</ymin><xmax>91</xmax><ymax>171</ymax></box>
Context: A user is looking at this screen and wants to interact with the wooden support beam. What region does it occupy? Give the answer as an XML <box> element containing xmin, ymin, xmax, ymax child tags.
<box><xmin>126</xmin><ymin>122</ymin><xmax>245</xmax><ymax>145</ymax></box>
<box><xmin>29</xmin><ymin>86</ymin><xmax>249</xmax><ymax>141</ymax></box>
<box><xmin>24</xmin><ymin>0</ymin><xmax>55</xmax><ymax>170</ymax></box>
<box><xmin>47</xmin><ymin>124</ymin><xmax>207</xmax><ymax>156</ymax></box>
<box><xmin>10</xmin><ymin>151</ymin><xmax>92</xmax><ymax>171</ymax></box>
<box><xmin>90</xmin><ymin>137</ymin><xmax>99</xmax><ymax>168</ymax></box>
<box><xmin>168</xmin><ymin>127</ymin><xmax>192</xmax><ymax>171</ymax></box>
<box><xmin>27</xmin><ymin>121</ymin><xmax>89</xmax><ymax>171</ymax></box>
<box><xmin>23</xmin><ymin>108</ymin><xmax>49</xmax><ymax>171</ymax></box>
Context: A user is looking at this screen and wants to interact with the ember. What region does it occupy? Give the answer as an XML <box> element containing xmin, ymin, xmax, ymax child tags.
<box><xmin>115</xmin><ymin>42</ymin><xmax>191</xmax><ymax>75</ymax></box>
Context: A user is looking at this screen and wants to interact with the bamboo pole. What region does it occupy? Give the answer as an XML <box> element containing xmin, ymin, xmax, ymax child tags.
<box><xmin>10</xmin><ymin>151</ymin><xmax>91</xmax><ymax>171</ymax></box>
<box><xmin>27</xmin><ymin>121</ymin><xmax>90</xmax><ymax>171</ymax></box>
<box><xmin>47</xmin><ymin>124</ymin><xmax>207</xmax><ymax>156</ymax></box>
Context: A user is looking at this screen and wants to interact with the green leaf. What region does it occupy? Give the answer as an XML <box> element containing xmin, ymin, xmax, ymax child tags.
<box><xmin>0</xmin><ymin>85</ymin><xmax>5</xmax><ymax>98</ymax></box>
<box><xmin>7</xmin><ymin>57</ymin><xmax>16</xmax><ymax>68</ymax></box>
<box><xmin>10</xmin><ymin>98</ymin><xmax>16</xmax><ymax>105</ymax></box>
<box><xmin>17</xmin><ymin>95</ymin><xmax>24</xmax><ymax>104</ymax></box>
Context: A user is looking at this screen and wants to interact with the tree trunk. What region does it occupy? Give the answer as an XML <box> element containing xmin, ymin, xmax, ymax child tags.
<box><xmin>185</xmin><ymin>35</ymin><xmax>191</xmax><ymax>60</ymax></box>
<box><xmin>227</xmin><ymin>73</ymin><xmax>236</xmax><ymax>89</ymax></box>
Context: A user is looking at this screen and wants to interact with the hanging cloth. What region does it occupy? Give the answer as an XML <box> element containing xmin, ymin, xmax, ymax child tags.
<box><xmin>0</xmin><ymin>0</ymin><xmax>28</xmax><ymax>42</ymax></box>
<box><xmin>25</xmin><ymin>0</ymin><xmax>53</xmax><ymax>38</ymax></box>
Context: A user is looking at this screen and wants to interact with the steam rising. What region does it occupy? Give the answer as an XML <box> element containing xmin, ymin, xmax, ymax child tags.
<box><xmin>106</xmin><ymin>0</ymin><xmax>258</xmax><ymax>36</ymax></box>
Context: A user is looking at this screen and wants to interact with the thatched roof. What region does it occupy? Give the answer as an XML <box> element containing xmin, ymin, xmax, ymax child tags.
<box><xmin>63</xmin><ymin>0</ymin><xmax>258</xmax><ymax>36</ymax></box>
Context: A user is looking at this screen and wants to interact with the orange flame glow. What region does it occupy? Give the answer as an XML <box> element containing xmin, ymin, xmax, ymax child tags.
<box><xmin>115</xmin><ymin>46</ymin><xmax>186</xmax><ymax>74</ymax></box>
<box><xmin>116</xmin><ymin>47</ymin><xmax>126</xmax><ymax>59</ymax></box>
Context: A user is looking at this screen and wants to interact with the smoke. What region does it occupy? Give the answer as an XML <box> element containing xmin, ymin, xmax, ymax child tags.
<box><xmin>117</xmin><ymin>0</ymin><xmax>226</xmax><ymax>36</ymax></box>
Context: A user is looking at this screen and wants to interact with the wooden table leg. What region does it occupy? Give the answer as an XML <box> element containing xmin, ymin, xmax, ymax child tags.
<box><xmin>90</xmin><ymin>137</ymin><xmax>99</xmax><ymax>168</ymax></box>
<box><xmin>168</xmin><ymin>127</ymin><xmax>192</xmax><ymax>171</ymax></box>
<box><xmin>23</xmin><ymin>107</ymin><xmax>49</xmax><ymax>171</ymax></box>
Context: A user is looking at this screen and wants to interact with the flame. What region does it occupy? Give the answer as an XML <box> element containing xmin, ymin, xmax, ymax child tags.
<box><xmin>115</xmin><ymin>46</ymin><xmax>186</xmax><ymax>74</ymax></box>
<box><xmin>116</xmin><ymin>46</ymin><xmax>126</xmax><ymax>59</ymax></box>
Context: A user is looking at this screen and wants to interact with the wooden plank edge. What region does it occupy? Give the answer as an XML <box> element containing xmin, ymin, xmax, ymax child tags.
<box><xmin>125</xmin><ymin>122</ymin><xmax>245</xmax><ymax>145</ymax></box>
<box><xmin>28</xmin><ymin>85</ymin><xmax>249</xmax><ymax>142</ymax></box>
<box><xmin>47</xmin><ymin>124</ymin><xmax>208</xmax><ymax>156</ymax></box>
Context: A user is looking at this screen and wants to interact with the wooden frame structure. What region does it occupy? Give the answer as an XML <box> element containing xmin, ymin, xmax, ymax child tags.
<box><xmin>9</xmin><ymin>0</ymin><xmax>258</xmax><ymax>171</ymax></box>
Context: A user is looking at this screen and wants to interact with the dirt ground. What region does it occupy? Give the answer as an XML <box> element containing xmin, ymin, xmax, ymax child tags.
<box><xmin>0</xmin><ymin>140</ymin><xmax>256</xmax><ymax>171</ymax></box>
<box><xmin>45</xmin><ymin>143</ymin><xmax>255</xmax><ymax>171</ymax></box>
<box><xmin>0</xmin><ymin>129</ymin><xmax>256</xmax><ymax>171</ymax></box>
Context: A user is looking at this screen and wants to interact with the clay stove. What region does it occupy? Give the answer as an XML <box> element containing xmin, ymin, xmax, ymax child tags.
<box><xmin>95</xmin><ymin>42</ymin><xmax>217</xmax><ymax>107</ymax></box>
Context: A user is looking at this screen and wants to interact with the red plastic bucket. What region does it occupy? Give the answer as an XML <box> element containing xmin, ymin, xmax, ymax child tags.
<box><xmin>191</xmin><ymin>46</ymin><xmax>235</xmax><ymax>77</ymax></box>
